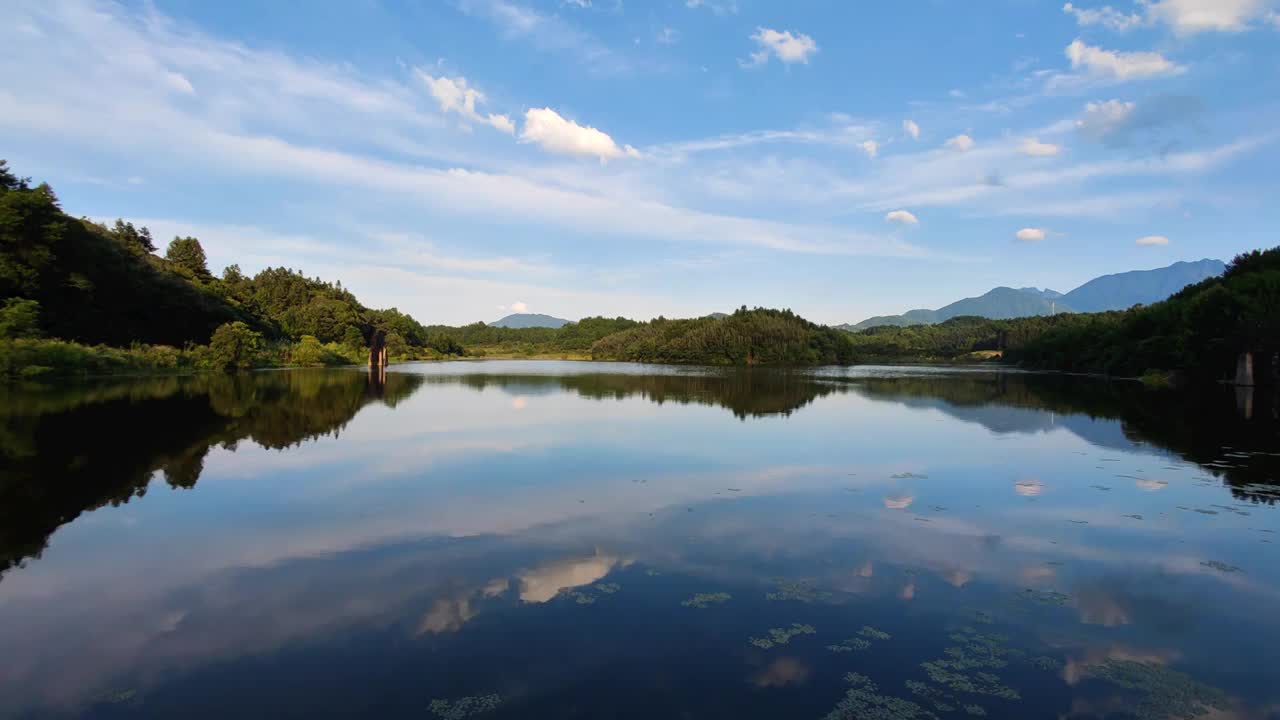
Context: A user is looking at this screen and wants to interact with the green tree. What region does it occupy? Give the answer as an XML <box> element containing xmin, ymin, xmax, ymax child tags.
<box><xmin>0</xmin><ymin>298</ymin><xmax>41</xmax><ymax>339</ymax></box>
<box><xmin>165</xmin><ymin>236</ymin><xmax>211</xmax><ymax>279</ymax></box>
<box><xmin>289</xmin><ymin>335</ymin><xmax>328</xmax><ymax>366</ymax></box>
<box><xmin>208</xmin><ymin>321</ymin><xmax>261</xmax><ymax>371</ymax></box>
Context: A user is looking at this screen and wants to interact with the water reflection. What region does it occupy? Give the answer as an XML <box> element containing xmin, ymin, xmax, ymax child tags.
<box><xmin>0</xmin><ymin>362</ymin><xmax>1278</xmax><ymax>719</ymax></box>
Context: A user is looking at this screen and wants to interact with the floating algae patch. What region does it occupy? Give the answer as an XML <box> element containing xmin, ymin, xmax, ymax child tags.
<box><xmin>1014</xmin><ymin>589</ymin><xmax>1070</xmax><ymax>607</ymax></box>
<box><xmin>1029</xmin><ymin>656</ymin><xmax>1063</xmax><ymax>671</ymax></box>
<box><xmin>827</xmin><ymin>637</ymin><xmax>871</xmax><ymax>653</ymax></box>
<box><xmin>891</xmin><ymin>472</ymin><xmax>929</xmax><ymax>480</ymax></box>
<box><xmin>681</xmin><ymin>592</ymin><xmax>731</xmax><ymax>609</ymax></box>
<box><xmin>916</xmin><ymin>627</ymin><xmax>1022</xmax><ymax>701</ymax></box>
<box><xmin>429</xmin><ymin>694</ymin><xmax>502</xmax><ymax>719</ymax></box>
<box><xmin>859</xmin><ymin>626</ymin><xmax>892</xmax><ymax>641</ymax></box>
<box><xmin>749</xmin><ymin>623</ymin><xmax>816</xmax><ymax>649</ymax></box>
<box><xmin>1085</xmin><ymin>660</ymin><xmax>1229</xmax><ymax>720</ymax></box>
<box><xmin>766</xmin><ymin>578</ymin><xmax>836</xmax><ymax>604</ymax></box>
<box><xmin>92</xmin><ymin>688</ymin><xmax>138</xmax><ymax>705</ymax></box>
<box><xmin>963</xmin><ymin>704</ymin><xmax>987</xmax><ymax>716</ymax></box>
<box><xmin>1200</xmin><ymin>560</ymin><xmax>1243</xmax><ymax>573</ymax></box>
<box><xmin>594</xmin><ymin>582</ymin><xmax>621</xmax><ymax>594</ymax></box>
<box><xmin>570</xmin><ymin>591</ymin><xmax>596</xmax><ymax>605</ymax></box>
<box><xmin>823</xmin><ymin>673</ymin><xmax>937</xmax><ymax>720</ymax></box>
<box><xmin>645</xmin><ymin>569</ymin><xmax>661</xmax><ymax>576</ymax></box>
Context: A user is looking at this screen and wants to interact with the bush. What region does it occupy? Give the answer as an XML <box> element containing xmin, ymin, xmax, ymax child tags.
<box><xmin>209</xmin><ymin>321</ymin><xmax>262</xmax><ymax>371</ymax></box>
<box><xmin>0</xmin><ymin>298</ymin><xmax>41</xmax><ymax>339</ymax></box>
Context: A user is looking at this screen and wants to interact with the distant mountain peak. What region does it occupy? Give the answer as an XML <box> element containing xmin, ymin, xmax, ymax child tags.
<box><xmin>843</xmin><ymin>259</ymin><xmax>1224</xmax><ymax>331</ymax></box>
<box><xmin>490</xmin><ymin>313</ymin><xmax>570</xmax><ymax>329</ymax></box>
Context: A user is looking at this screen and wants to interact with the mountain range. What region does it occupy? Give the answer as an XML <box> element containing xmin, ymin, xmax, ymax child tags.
<box><xmin>840</xmin><ymin>259</ymin><xmax>1226</xmax><ymax>331</ymax></box>
<box><xmin>490</xmin><ymin>313</ymin><xmax>570</xmax><ymax>329</ymax></box>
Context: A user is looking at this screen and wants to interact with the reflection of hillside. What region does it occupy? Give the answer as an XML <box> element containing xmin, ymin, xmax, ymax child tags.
<box><xmin>0</xmin><ymin>370</ymin><xmax>423</xmax><ymax>578</ymax></box>
<box><xmin>427</xmin><ymin>372</ymin><xmax>845</xmax><ymax>419</ymax></box>
<box><xmin>848</xmin><ymin>374</ymin><xmax>1280</xmax><ymax>503</ymax></box>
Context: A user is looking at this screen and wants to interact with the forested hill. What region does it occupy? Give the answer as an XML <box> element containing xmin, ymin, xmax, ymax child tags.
<box><xmin>843</xmin><ymin>247</ymin><xmax>1278</xmax><ymax>384</ymax></box>
<box><xmin>588</xmin><ymin>308</ymin><xmax>857</xmax><ymax>365</ymax></box>
<box><xmin>0</xmin><ymin>160</ymin><xmax>435</xmax><ymax>354</ymax></box>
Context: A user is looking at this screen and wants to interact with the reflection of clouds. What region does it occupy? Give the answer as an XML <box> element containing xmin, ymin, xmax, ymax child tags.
<box><xmin>511</xmin><ymin>397</ymin><xmax>527</xmax><ymax>410</ymax></box>
<box><xmin>518</xmin><ymin>553</ymin><xmax>626</xmax><ymax>603</ymax></box>
<box><xmin>857</xmin><ymin>562</ymin><xmax>874</xmax><ymax>578</ymax></box>
<box><xmin>883</xmin><ymin>494</ymin><xmax>915</xmax><ymax>510</ymax></box>
<box><xmin>943</xmin><ymin>570</ymin><xmax>971</xmax><ymax>588</ymax></box>
<box><xmin>752</xmin><ymin>657</ymin><xmax>810</xmax><ymax>688</ymax></box>
<box><xmin>1015</xmin><ymin>478</ymin><xmax>1043</xmax><ymax>496</ymax></box>
<box><xmin>1135</xmin><ymin>478</ymin><xmax>1168</xmax><ymax>491</ymax></box>
<box><xmin>419</xmin><ymin>596</ymin><xmax>477</xmax><ymax>634</ymax></box>
<box><xmin>1061</xmin><ymin>645</ymin><xmax>1178</xmax><ymax>685</ymax></box>
<box><xmin>417</xmin><ymin>578</ymin><xmax>512</xmax><ymax>635</ymax></box>
<box><xmin>899</xmin><ymin>582</ymin><xmax>915</xmax><ymax>601</ymax></box>
<box><xmin>1021</xmin><ymin>565</ymin><xmax>1056</xmax><ymax>582</ymax></box>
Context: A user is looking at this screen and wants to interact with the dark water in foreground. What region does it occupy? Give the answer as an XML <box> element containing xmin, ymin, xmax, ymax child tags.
<box><xmin>2</xmin><ymin>362</ymin><xmax>1279</xmax><ymax>720</ymax></box>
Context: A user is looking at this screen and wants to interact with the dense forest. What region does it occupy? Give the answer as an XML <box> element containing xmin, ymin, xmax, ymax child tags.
<box><xmin>589</xmin><ymin>307</ymin><xmax>857</xmax><ymax>365</ymax></box>
<box><xmin>3</xmin><ymin>158</ymin><xmax>1276</xmax><ymax>382</ymax></box>
<box><xmin>0</xmin><ymin>160</ymin><xmax>458</xmax><ymax>376</ymax></box>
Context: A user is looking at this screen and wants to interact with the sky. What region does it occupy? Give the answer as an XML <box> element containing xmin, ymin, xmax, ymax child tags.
<box><xmin>2</xmin><ymin>0</ymin><xmax>1279</xmax><ymax>325</ymax></box>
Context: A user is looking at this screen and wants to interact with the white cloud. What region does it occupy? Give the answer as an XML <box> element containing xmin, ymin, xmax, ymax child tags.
<box><xmin>1064</xmin><ymin>39</ymin><xmax>1183</xmax><ymax>80</ymax></box>
<box><xmin>885</xmin><ymin>210</ymin><xmax>919</xmax><ymax>225</ymax></box>
<box><xmin>1062</xmin><ymin>3</ymin><xmax>1144</xmax><ymax>31</ymax></box>
<box><xmin>1020</xmin><ymin>138</ymin><xmax>1061</xmax><ymax>156</ymax></box>
<box><xmin>1144</xmin><ymin>0</ymin><xmax>1275</xmax><ymax>35</ymax></box>
<box><xmin>519</xmin><ymin>107</ymin><xmax>639</xmax><ymax>161</ymax></box>
<box><xmin>744</xmin><ymin>27</ymin><xmax>818</xmax><ymax>67</ymax></box>
<box><xmin>417</xmin><ymin>72</ymin><xmax>514</xmax><ymax>134</ymax></box>
<box><xmin>686</xmin><ymin>0</ymin><xmax>739</xmax><ymax>15</ymax></box>
<box><xmin>860</xmin><ymin>140</ymin><xmax>879</xmax><ymax>158</ymax></box>
<box><xmin>903</xmin><ymin>119</ymin><xmax>920</xmax><ymax>140</ymax></box>
<box><xmin>656</xmin><ymin>27</ymin><xmax>678</xmax><ymax>44</ymax></box>
<box><xmin>1076</xmin><ymin>99</ymin><xmax>1136</xmax><ymax>140</ymax></box>
<box><xmin>509</xmin><ymin>301</ymin><xmax>529</xmax><ymax>313</ymax></box>
<box><xmin>1136</xmin><ymin>234</ymin><xmax>1170</xmax><ymax>246</ymax></box>
<box><xmin>945</xmin><ymin>134</ymin><xmax>976</xmax><ymax>151</ymax></box>
<box><xmin>1016</xmin><ymin>227</ymin><xmax>1047</xmax><ymax>242</ymax></box>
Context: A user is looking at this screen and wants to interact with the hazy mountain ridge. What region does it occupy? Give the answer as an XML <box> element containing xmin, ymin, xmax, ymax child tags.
<box><xmin>490</xmin><ymin>313</ymin><xmax>570</xmax><ymax>329</ymax></box>
<box><xmin>842</xmin><ymin>259</ymin><xmax>1225</xmax><ymax>331</ymax></box>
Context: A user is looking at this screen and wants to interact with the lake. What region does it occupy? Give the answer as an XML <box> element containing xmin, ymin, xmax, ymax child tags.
<box><xmin>1</xmin><ymin>361</ymin><xmax>1278</xmax><ymax>719</ymax></box>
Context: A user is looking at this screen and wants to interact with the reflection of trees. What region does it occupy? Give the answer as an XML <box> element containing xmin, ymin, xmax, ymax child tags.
<box><xmin>0</xmin><ymin>370</ymin><xmax>423</xmax><ymax>578</ymax></box>
<box><xmin>851</xmin><ymin>374</ymin><xmax>1280</xmax><ymax>504</ymax></box>
<box><xmin>432</xmin><ymin>371</ymin><xmax>844</xmax><ymax>419</ymax></box>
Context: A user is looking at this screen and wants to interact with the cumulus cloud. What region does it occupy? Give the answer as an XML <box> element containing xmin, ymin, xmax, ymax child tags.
<box><xmin>883</xmin><ymin>494</ymin><xmax>915</xmax><ymax>509</ymax></box>
<box><xmin>1145</xmin><ymin>0</ymin><xmax>1275</xmax><ymax>35</ymax></box>
<box><xmin>508</xmin><ymin>301</ymin><xmax>529</xmax><ymax>313</ymax></box>
<box><xmin>686</xmin><ymin>0</ymin><xmax>739</xmax><ymax>14</ymax></box>
<box><xmin>656</xmin><ymin>26</ymin><xmax>678</xmax><ymax>44</ymax></box>
<box><xmin>1064</xmin><ymin>40</ymin><xmax>1183</xmax><ymax>80</ymax></box>
<box><xmin>885</xmin><ymin>210</ymin><xmax>919</xmax><ymax>225</ymax></box>
<box><xmin>519</xmin><ymin>107</ymin><xmax>639</xmax><ymax>161</ymax></box>
<box><xmin>1021</xmin><ymin>138</ymin><xmax>1062</xmax><ymax>156</ymax></box>
<box><xmin>1063</xmin><ymin>2</ymin><xmax>1144</xmax><ymax>30</ymax></box>
<box><xmin>1075</xmin><ymin>95</ymin><xmax>1204</xmax><ymax>147</ymax></box>
<box><xmin>743</xmin><ymin>27</ymin><xmax>818</xmax><ymax>67</ymax></box>
<box><xmin>903</xmin><ymin>119</ymin><xmax>920</xmax><ymax>140</ymax></box>
<box><xmin>1016</xmin><ymin>227</ymin><xmax>1047</xmax><ymax>242</ymax></box>
<box><xmin>860</xmin><ymin>140</ymin><xmax>879</xmax><ymax>158</ymax></box>
<box><xmin>1065</xmin><ymin>0</ymin><xmax>1275</xmax><ymax>34</ymax></box>
<box><xmin>945</xmin><ymin>134</ymin><xmax>975</xmax><ymax>151</ymax></box>
<box><xmin>1136</xmin><ymin>235</ymin><xmax>1170</xmax><ymax>246</ymax></box>
<box><xmin>418</xmin><ymin>72</ymin><xmax>515</xmax><ymax>134</ymax></box>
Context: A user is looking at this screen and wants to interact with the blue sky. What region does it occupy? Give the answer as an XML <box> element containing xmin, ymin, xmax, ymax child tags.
<box><xmin>3</xmin><ymin>0</ymin><xmax>1278</xmax><ymax>325</ymax></box>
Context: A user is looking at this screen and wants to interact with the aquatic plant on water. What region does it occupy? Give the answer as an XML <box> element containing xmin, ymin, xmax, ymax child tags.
<box><xmin>748</xmin><ymin>623</ymin><xmax>816</xmax><ymax>649</ymax></box>
<box><xmin>823</xmin><ymin>673</ymin><xmax>937</xmax><ymax>720</ymax></box>
<box><xmin>766</xmin><ymin>578</ymin><xmax>835</xmax><ymax>604</ymax></box>
<box><xmin>428</xmin><ymin>694</ymin><xmax>502</xmax><ymax>719</ymax></box>
<box><xmin>681</xmin><ymin>592</ymin><xmax>731</xmax><ymax>609</ymax></box>
<box><xmin>1085</xmin><ymin>660</ymin><xmax>1229</xmax><ymax>720</ymax></box>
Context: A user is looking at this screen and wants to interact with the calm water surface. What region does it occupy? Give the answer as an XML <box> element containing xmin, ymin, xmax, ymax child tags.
<box><xmin>2</xmin><ymin>362</ymin><xmax>1279</xmax><ymax>719</ymax></box>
